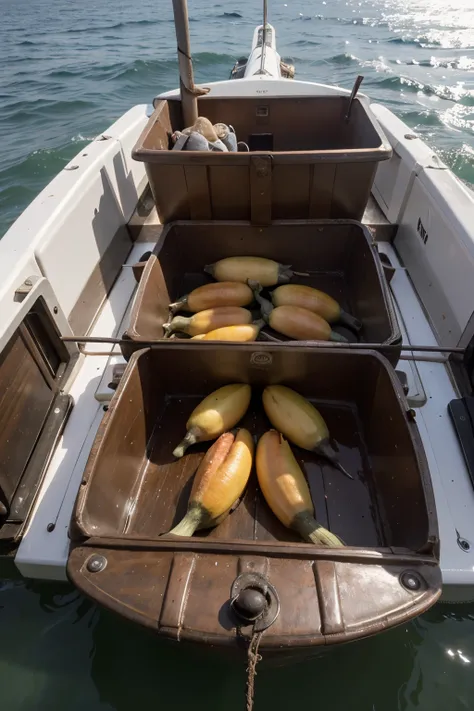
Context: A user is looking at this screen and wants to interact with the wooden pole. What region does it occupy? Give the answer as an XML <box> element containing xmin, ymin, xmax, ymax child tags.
<box><xmin>172</xmin><ymin>0</ymin><xmax>199</xmax><ymax>127</ymax></box>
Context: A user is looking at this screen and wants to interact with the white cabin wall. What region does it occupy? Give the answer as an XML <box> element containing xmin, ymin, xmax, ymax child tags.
<box><xmin>0</xmin><ymin>105</ymin><xmax>148</xmax><ymax>341</ymax></box>
<box><xmin>395</xmin><ymin>170</ymin><xmax>474</xmax><ymax>348</ymax></box>
<box><xmin>372</xmin><ymin>103</ymin><xmax>474</xmax><ymax>349</ymax></box>
<box><xmin>371</xmin><ymin>104</ymin><xmax>438</xmax><ymax>223</ymax></box>
<box><xmin>36</xmin><ymin>136</ymin><xmax>132</xmax><ymax>320</ymax></box>
<box><xmin>105</xmin><ymin>104</ymin><xmax>150</xmax><ymax>221</ymax></box>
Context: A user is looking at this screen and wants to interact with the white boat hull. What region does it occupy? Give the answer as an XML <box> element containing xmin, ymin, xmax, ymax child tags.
<box><xmin>1</xmin><ymin>30</ymin><xmax>473</xmax><ymax>603</ymax></box>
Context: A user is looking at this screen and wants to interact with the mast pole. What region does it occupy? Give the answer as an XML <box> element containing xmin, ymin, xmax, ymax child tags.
<box><xmin>172</xmin><ymin>0</ymin><xmax>206</xmax><ymax>127</ymax></box>
<box><xmin>260</xmin><ymin>0</ymin><xmax>268</xmax><ymax>74</ymax></box>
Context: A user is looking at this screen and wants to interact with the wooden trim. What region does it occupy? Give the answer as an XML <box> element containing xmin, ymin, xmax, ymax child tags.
<box><xmin>0</xmin><ymin>393</ymin><xmax>73</xmax><ymax>541</ymax></box>
<box><xmin>78</xmin><ymin>536</ymin><xmax>438</xmax><ymax>566</ymax></box>
<box><xmin>18</xmin><ymin>324</ymin><xmax>57</xmax><ymax>390</ymax></box>
<box><xmin>250</xmin><ymin>155</ymin><xmax>272</xmax><ymax>225</ymax></box>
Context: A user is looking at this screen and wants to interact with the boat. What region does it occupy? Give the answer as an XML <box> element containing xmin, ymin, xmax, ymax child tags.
<box><xmin>1</xmin><ymin>0</ymin><xmax>474</xmax><ymax>663</ymax></box>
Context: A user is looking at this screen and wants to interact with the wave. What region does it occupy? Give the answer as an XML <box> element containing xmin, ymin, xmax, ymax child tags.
<box><xmin>0</xmin><ymin>145</ymin><xmax>74</xmax><ymax>188</ymax></box>
<box><xmin>438</xmin><ymin>145</ymin><xmax>474</xmax><ymax>188</ymax></box>
<box><xmin>387</xmin><ymin>34</ymin><xmax>474</xmax><ymax>50</ymax></box>
<box><xmin>104</xmin><ymin>52</ymin><xmax>235</xmax><ymax>85</ymax></box>
<box><xmin>394</xmin><ymin>56</ymin><xmax>474</xmax><ymax>71</ymax></box>
<box><xmin>330</xmin><ymin>53</ymin><xmax>357</xmax><ymax>65</ymax></box>
<box><xmin>221</xmin><ymin>12</ymin><xmax>242</xmax><ymax>18</ymax></box>
<box><xmin>293</xmin><ymin>14</ymin><xmax>388</xmax><ymax>27</ymax></box>
<box><xmin>193</xmin><ymin>52</ymin><xmax>236</xmax><ymax>64</ymax></box>
<box><xmin>439</xmin><ymin>107</ymin><xmax>474</xmax><ymax>135</ymax></box>
<box><xmin>39</xmin><ymin>17</ymin><xmax>164</xmax><ymax>37</ymax></box>
<box><xmin>2</xmin><ymin>98</ymin><xmax>95</xmax><ymax>122</ymax></box>
<box><xmin>387</xmin><ymin>36</ymin><xmax>438</xmax><ymax>47</ymax></box>
<box><xmin>371</xmin><ymin>75</ymin><xmax>474</xmax><ymax>104</ymax></box>
<box><xmin>398</xmin><ymin>110</ymin><xmax>444</xmax><ymax>127</ymax></box>
<box><xmin>293</xmin><ymin>39</ymin><xmax>322</xmax><ymax>47</ymax></box>
<box><xmin>71</xmin><ymin>134</ymin><xmax>97</xmax><ymax>143</ymax></box>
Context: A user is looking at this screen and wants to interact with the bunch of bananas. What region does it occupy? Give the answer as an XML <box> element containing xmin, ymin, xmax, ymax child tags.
<box><xmin>169</xmin><ymin>382</ymin><xmax>349</xmax><ymax>546</ymax></box>
<box><xmin>164</xmin><ymin>255</ymin><xmax>361</xmax><ymax>342</ymax></box>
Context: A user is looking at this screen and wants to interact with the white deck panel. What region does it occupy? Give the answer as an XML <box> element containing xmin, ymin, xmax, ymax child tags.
<box><xmin>379</xmin><ymin>243</ymin><xmax>474</xmax><ymax>602</ymax></box>
<box><xmin>15</xmin><ymin>242</ymin><xmax>152</xmax><ymax>580</ymax></box>
<box><xmin>94</xmin><ymin>242</ymin><xmax>156</xmax><ymax>402</ymax></box>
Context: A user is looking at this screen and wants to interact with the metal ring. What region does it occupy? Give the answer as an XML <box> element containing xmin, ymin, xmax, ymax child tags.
<box><xmin>230</xmin><ymin>572</ymin><xmax>280</xmax><ymax>632</ymax></box>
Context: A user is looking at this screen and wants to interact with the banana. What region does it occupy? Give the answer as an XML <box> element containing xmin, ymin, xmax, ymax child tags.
<box><xmin>262</xmin><ymin>385</ymin><xmax>353</xmax><ymax>480</ymax></box>
<box><xmin>172</xmin><ymin>384</ymin><xmax>252</xmax><ymax>458</ymax></box>
<box><xmin>163</xmin><ymin>306</ymin><xmax>252</xmax><ymax>337</ymax></box>
<box><xmin>256</xmin><ymin>430</ymin><xmax>344</xmax><ymax>546</ymax></box>
<box><xmin>191</xmin><ymin>321</ymin><xmax>264</xmax><ymax>341</ymax></box>
<box><xmin>249</xmin><ymin>282</ymin><xmax>347</xmax><ymax>342</ymax></box>
<box><xmin>169</xmin><ymin>429</ymin><xmax>254</xmax><ymax>536</ymax></box>
<box><xmin>169</xmin><ymin>282</ymin><xmax>253</xmax><ymax>314</ymax></box>
<box><xmin>204</xmin><ymin>256</ymin><xmax>305</xmax><ymax>287</ymax></box>
<box><xmin>271</xmin><ymin>284</ymin><xmax>361</xmax><ymax>331</ymax></box>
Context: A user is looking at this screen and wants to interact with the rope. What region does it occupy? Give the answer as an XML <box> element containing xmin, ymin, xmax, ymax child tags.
<box><xmin>177</xmin><ymin>47</ymin><xmax>210</xmax><ymax>97</ymax></box>
<box><xmin>246</xmin><ymin>630</ymin><xmax>263</xmax><ymax>711</ymax></box>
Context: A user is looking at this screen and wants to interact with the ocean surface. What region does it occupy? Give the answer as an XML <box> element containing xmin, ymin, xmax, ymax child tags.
<box><xmin>1</xmin><ymin>0</ymin><xmax>474</xmax><ymax>708</ymax></box>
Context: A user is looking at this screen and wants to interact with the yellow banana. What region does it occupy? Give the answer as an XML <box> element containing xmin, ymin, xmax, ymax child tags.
<box><xmin>173</xmin><ymin>383</ymin><xmax>251</xmax><ymax>458</ymax></box>
<box><xmin>249</xmin><ymin>281</ymin><xmax>347</xmax><ymax>342</ymax></box>
<box><xmin>164</xmin><ymin>306</ymin><xmax>252</xmax><ymax>337</ymax></box>
<box><xmin>262</xmin><ymin>385</ymin><xmax>353</xmax><ymax>480</ymax></box>
<box><xmin>271</xmin><ymin>284</ymin><xmax>361</xmax><ymax>331</ymax></box>
<box><xmin>169</xmin><ymin>429</ymin><xmax>254</xmax><ymax>536</ymax></box>
<box><xmin>204</xmin><ymin>256</ymin><xmax>297</xmax><ymax>287</ymax></box>
<box><xmin>191</xmin><ymin>321</ymin><xmax>263</xmax><ymax>341</ymax></box>
<box><xmin>256</xmin><ymin>430</ymin><xmax>344</xmax><ymax>546</ymax></box>
<box><xmin>169</xmin><ymin>282</ymin><xmax>253</xmax><ymax>314</ymax></box>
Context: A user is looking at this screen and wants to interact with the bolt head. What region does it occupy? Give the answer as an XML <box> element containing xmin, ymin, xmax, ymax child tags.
<box><xmin>401</xmin><ymin>571</ymin><xmax>421</xmax><ymax>591</ymax></box>
<box><xmin>86</xmin><ymin>555</ymin><xmax>107</xmax><ymax>573</ymax></box>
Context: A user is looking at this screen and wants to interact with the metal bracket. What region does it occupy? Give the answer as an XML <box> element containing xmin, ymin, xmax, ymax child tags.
<box><xmin>107</xmin><ymin>363</ymin><xmax>127</xmax><ymax>391</ymax></box>
<box><xmin>14</xmin><ymin>275</ymin><xmax>40</xmax><ymax>302</ymax></box>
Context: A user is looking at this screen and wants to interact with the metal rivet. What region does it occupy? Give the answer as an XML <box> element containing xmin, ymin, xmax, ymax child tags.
<box><xmin>400</xmin><ymin>571</ymin><xmax>422</xmax><ymax>591</ymax></box>
<box><xmin>86</xmin><ymin>555</ymin><xmax>107</xmax><ymax>573</ymax></box>
<box><xmin>407</xmin><ymin>408</ymin><xmax>416</xmax><ymax>421</ymax></box>
<box><xmin>47</xmin><ymin>523</ymin><xmax>55</xmax><ymax>532</ymax></box>
<box><xmin>64</xmin><ymin>165</ymin><xmax>79</xmax><ymax>171</ymax></box>
<box><xmin>53</xmin><ymin>306</ymin><xmax>58</xmax><ymax>314</ymax></box>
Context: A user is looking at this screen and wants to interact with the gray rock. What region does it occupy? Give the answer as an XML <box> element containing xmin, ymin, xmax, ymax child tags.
<box><xmin>183</xmin><ymin>132</ymin><xmax>210</xmax><ymax>151</ymax></box>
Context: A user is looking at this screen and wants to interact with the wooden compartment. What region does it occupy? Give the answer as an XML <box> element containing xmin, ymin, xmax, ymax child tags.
<box><xmin>68</xmin><ymin>345</ymin><xmax>441</xmax><ymax>654</ymax></box>
<box><xmin>125</xmin><ymin>220</ymin><xmax>401</xmax><ymax>364</ymax></box>
<box><xmin>0</xmin><ymin>297</ymin><xmax>73</xmax><ymax>545</ymax></box>
<box><xmin>132</xmin><ymin>96</ymin><xmax>392</xmax><ymax>223</ymax></box>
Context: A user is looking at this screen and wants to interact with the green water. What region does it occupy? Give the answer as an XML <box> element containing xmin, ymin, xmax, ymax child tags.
<box><xmin>1</xmin><ymin>574</ymin><xmax>474</xmax><ymax>710</ymax></box>
<box><xmin>1</xmin><ymin>0</ymin><xmax>474</xmax><ymax>707</ymax></box>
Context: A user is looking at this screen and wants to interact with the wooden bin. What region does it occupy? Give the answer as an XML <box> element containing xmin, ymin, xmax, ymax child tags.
<box><xmin>68</xmin><ymin>345</ymin><xmax>441</xmax><ymax>657</ymax></box>
<box><xmin>132</xmin><ymin>95</ymin><xmax>392</xmax><ymax>223</ymax></box>
<box><xmin>124</xmin><ymin>220</ymin><xmax>402</xmax><ymax>365</ymax></box>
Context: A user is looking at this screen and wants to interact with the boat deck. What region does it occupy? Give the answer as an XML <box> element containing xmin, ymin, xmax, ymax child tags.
<box><xmin>13</xmin><ymin>190</ymin><xmax>474</xmax><ymax>602</ymax></box>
